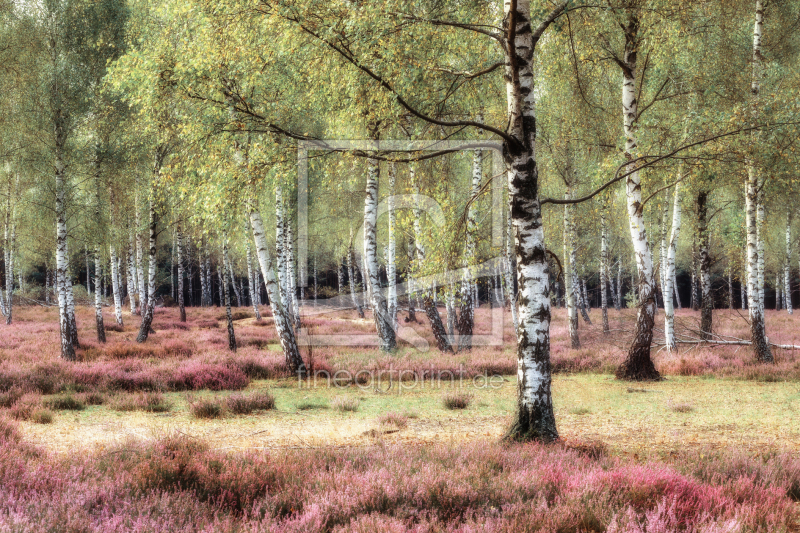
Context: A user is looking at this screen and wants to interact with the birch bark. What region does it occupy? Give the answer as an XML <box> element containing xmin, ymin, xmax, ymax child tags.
<box><xmin>600</xmin><ymin>206</ymin><xmax>609</xmax><ymax>334</ymax></box>
<box><xmin>245</xmin><ymin>237</ymin><xmax>262</xmax><ymax>320</ymax></box>
<box><xmin>249</xmin><ymin>207</ymin><xmax>306</xmax><ymax>375</ymax></box>
<box><xmin>504</xmin><ymin>0</ymin><xmax>567</xmax><ymax>441</ymax></box>
<box><xmin>136</xmin><ymin>151</ymin><xmax>164</xmax><ymax>343</ymax></box>
<box><xmin>615</xmin><ymin>8</ymin><xmax>660</xmax><ymax>380</ymax></box>
<box><xmin>563</xmin><ymin>191</ymin><xmax>579</xmax><ymax>348</ymax></box>
<box><xmin>387</xmin><ymin>163</ymin><xmax>397</xmax><ymax>327</ymax></box>
<box><xmin>94</xmin><ymin>248</ymin><xmax>106</xmax><ymax>342</ymax></box>
<box><xmin>364</xmin><ymin>157</ymin><xmax>397</xmax><ymax>351</ymax></box>
<box><xmin>177</xmin><ymin>225</ymin><xmax>186</xmax><ymax>322</ymax></box>
<box><xmin>664</xmin><ymin>180</ymin><xmax>682</xmax><ymax>352</ymax></box>
<box><xmin>785</xmin><ymin>214</ymin><xmax>792</xmax><ymax>314</ymax></box>
<box><xmin>746</xmin><ymin>0</ymin><xmax>772</xmax><ymax>362</ymax></box>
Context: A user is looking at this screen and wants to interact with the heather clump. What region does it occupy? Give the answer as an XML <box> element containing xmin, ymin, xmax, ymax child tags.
<box><xmin>111</xmin><ymin>392</ymin><xmax>172</xmax><ymax>413</ymax></box>
<box><xmin>225</xmin><ymin>391</ymin><xmax>276</xmax><ymax>415</ymax></box>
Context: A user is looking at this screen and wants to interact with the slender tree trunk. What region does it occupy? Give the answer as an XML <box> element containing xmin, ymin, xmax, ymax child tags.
<box><xmin>286</xmin><ymin>217</ymin><xmax>300</xmax><ymax>328</ymax></box>
<box><xmin>742</xmin><ymin>268</ymin><xmax>748</xmax><ymax>310</ymax></box>
<box><xmin>616</xmin><ymin>9</ymin><xmax>660</xmax><ymax>381</ymax></box>
<box><xmin>504</xmin><ymin>0</ymin><xmax>566</xmax><ymax>442</ymax></box>
<box><xmin>785</xmin><ymin>214</ymin><xmax>793</xmax><ymax>314</ymax></box>
<box><xmin>3</xmin><ymin>199</ymin><xmax>13</xmax><ymax>326</ymax></box>
<box><xmin>94</xmin><ymin>248</ymin><xmax>106</xmax><ymax>342</ymax></box>
<box><xmin>387</xmin><ymin>162</ymin><xmax>397</xmax><ymax>327</ymax></box>
<box><xmin>728</xmin><ymin>271</ymin><xmax>734</xmax><ymax>310</ymax></box>
<box><xmin>406</xmin><ymin>242</ymin><xmax>417</xmax><ymax>322</ymax></box>
<box><xmin>691</xmin><ymin>239</ymin><xmax>699</xmax><ymax>310</ymax></box>
<box><xmin>177</xmin><ymin>225</ymin><xmax>186</xmax><ymax>322</ymax></box>
<box><xmin>600</xmin><ymin>207</ymin><xmax>610</xmax><ymax>334</ymax></box>
<box><xmin>135</xmin><ymin>184</ymin><xmax>146</xmax><ymax>315</ymax></box>
<box><xmin>200</xmin><ymin>239</ymin><xmax>208</xmax><ymax>307</ymax></box>
<box><xmin>228</xmin><ymin>259</ymin><xmax>242</xmax><ymax>308</ymax></box>
<box><xmin>217</xmin><ymin>267</ymin><xmax>224</xmax><ymax>307</ymax></box>
<box><xmin>312</xmin><ymin>255</ymin><xmax>317</xmax><ymax>307</ymax></box>
<box><xmin>109</xmin><ymin>240</ymin><xmax>123</xmax><ymax>326</ymax></box>
<box><xmin>347</xmin><ymin>237</ymin><xmax>364</xmax><ymax>318</ymax></box>
<box><xmin>127</xmin><ymin>230</ymin><xmax>137</xmax><ymax>314</ymax></box>
<box><xmin>136</xmin><ymin>153</ymin><xmax>163</xmax><ymax>344</ymax></box>
<box><xmin>579</xmin><ymin>276</ymin><xmax>591</xmax><ymax>323</ymax></box>
<box><xmin>85</xmin><ymin>247</ymin><xmax>91</xmax><ymax>296</ymax></box>
<box><xmin>170</xmin><ymin>229</ymin><xmax>175</xmax><ymax>300</ymax></box>
<box><xmin>664</xmin><ymin>181</ymin><xmax>682</xmax><ymax>353</ymax></box>
<box><xmin>55</xmin><ymin>118</ymin><xmax>76</xmax><ymax>359</ymax></box>
<box><xmin>564</xmin><ymin>191</ymin><xmax>579</xmax><ymax>348</ymax></box>
<box><xmin>245</xmin><ymin>237</ymin><xmax>261</xmax><ymax>320</ymax></box>
<box><xmin>457</xmin><ymin>150</ymin><xmax>481</xmax><ymax>352</ymax></box>
<box><xmin>615</xmin><ymin>260</ymin><xmax>622</xmax><ymax>311</ymax></box>
<box><xmin>364</xmin><ymin>157</ymin><xmax>397</xmax><ymax>351</ymax></box>
<box><xmin>249</xmin><ymin>207</ymin><xmax>306</xmax><ymax>375</ymax></box>
<box><xmin>697</xmin><ymin>191</ymin><xmax>712</xmax><ymax>340</ymax></box>
<box><xmin>223</xmin><ymin>236</ymin><xmax>236</xmax><ymax>352</ymax></box>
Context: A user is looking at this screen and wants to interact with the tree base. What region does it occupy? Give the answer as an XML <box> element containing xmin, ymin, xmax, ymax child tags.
<box><xmin>504</xmin><ymin>407</ymin><xmax>558</xmax><ymax>443</ymax></box>
<box><xmin>615</xmin><ymin>354</ymin><xmax>662</xmax><ymax>381</ymax></box>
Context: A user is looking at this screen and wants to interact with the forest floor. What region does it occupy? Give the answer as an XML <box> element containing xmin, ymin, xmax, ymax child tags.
<box><xmin>19</xmin><ymin>374</ymin><xmax>800</xmax><ymax>456</ymax></box>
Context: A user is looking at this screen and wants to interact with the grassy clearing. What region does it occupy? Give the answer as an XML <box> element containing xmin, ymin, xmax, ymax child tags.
<box><xmin>14</xmin><ymin>374</ymin><xmax>800</xmax><ymax>456</ymax></box>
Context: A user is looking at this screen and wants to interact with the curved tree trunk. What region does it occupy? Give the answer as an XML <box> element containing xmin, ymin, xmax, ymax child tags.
<box><xmin>249</xmin><ymin>208</ymin><xmax>306</xmax><ymax>376</ymax></box>
<box><xmin>615</xmin><ymin>8</ymin><xmax>660</xmax><ymax>381</ymax></box>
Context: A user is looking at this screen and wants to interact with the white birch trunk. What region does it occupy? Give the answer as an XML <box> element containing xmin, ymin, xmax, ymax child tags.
<box><xmin>94</xmin><ymin>247</ymin><xmax>106</xmax><ymax>342</ymax></box>
<box><xmin>55</xmin><ymin>119</ymin><xmax>76</xmax><ymax>359</ymax></box>
<box><xmin>504</xmin><ymin>0</ymin><xmax>567</xmax><ymax>441</ymax></box>
<box><xmin>127</xmin><ymin>230</ymin><xmax>137</xmax><ymax>314</ymax></box>
<box><xmin>245</xmin><ymin>237</ymin><xmax>262</xmax><ymax>320</ymax></box>
<box><xmin>177</xmin><ymin>225</ymin><xmax>186</xmax><ymax>322</ymax></box>
<box><xmin>600</xmin><ymin>206</ymin><xmax>609</xmax><ymax>334</ymax></box>
<box><xmin>135</xmin><ymin>185</ymin><xmax>145</xmax><ymax>314</ymax></box>
<box><xmin>617</xmin><ymin>9</ymin><xmax>660</xmax><ymax>380</ymax></box>
<box><xmin>785</xmin><ymin>215</ymin><xmax>793</xmax><ymax>314</ymax></box>
<box><xmin>286</xmin><ymin>218</ymin><xmax>300</xmax><ymax>327</ymax></box>
<box><xmin>564</xmin><ymin>190</ymin><xmax>579</xmax><ymax>348</ymax></box>
<box><xmin>364</xmin><ymin>157</ymin><xmax>396</xmax><ymax>351</ymax></box>
<box><xmin>387</xmin><ymin>162</ymin><xmax>397</xmax><ymax>327</ymax></box>
<box><xmin>249</xmin><ymin>207</ymin><xmax>306</xmax><ymax>375</ymax></box>
<box><xmin>136</xmin><ymin>151</ymin><xmax>164</xmax><ymax>343</ymax></box>
<box><xmin>664</xmin><ymin>181</ymin><xmax>682</xmax><ymax>353</ymax></box>
<box><xmin>746</xmin><ymin>0</ymin><xmax>773</xmax><ymax>362</ymax></box>
<box><xmin>505</xmin><ymin>197</ymin><xmax>519</xmax><ymax>329</ymax></box>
